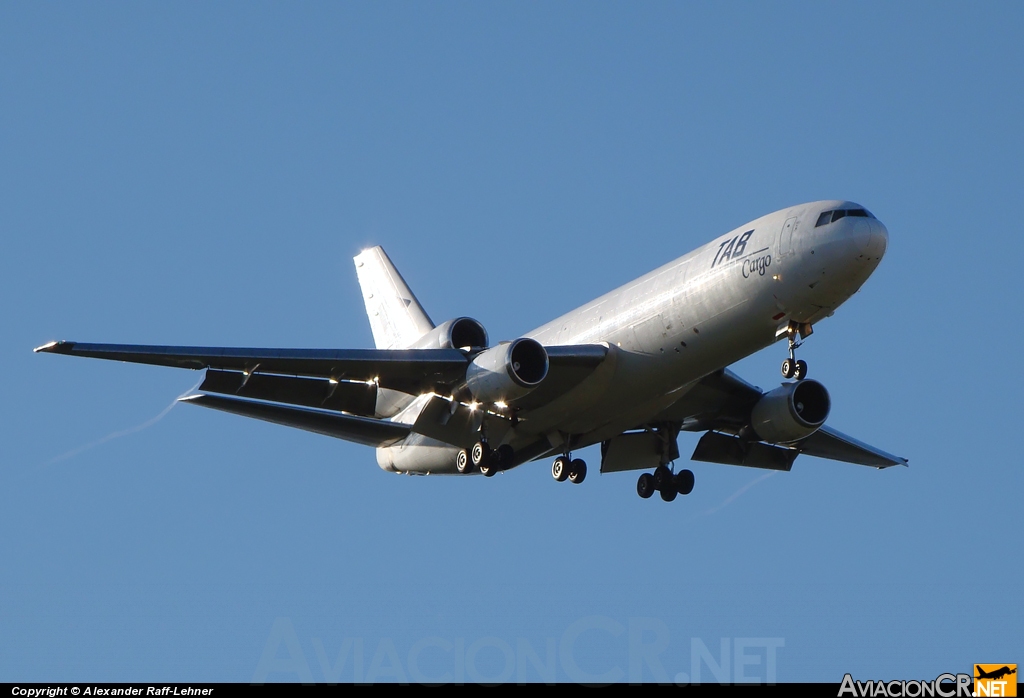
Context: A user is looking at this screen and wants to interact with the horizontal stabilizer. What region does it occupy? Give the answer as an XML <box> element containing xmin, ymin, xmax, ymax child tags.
<box><xmin>180</xmin><ymin>394</ymin><xmax>409</xmax><ymax>447</ymax></box>
<box><xmin>691</xmin><ymin>431</ymin><xmax>798</xmax><ymax>471</ymax></box>
<box><xmin>36</xmin><ymin>341</ymin><xmax>468</xmax><ymax>394</ymax></box>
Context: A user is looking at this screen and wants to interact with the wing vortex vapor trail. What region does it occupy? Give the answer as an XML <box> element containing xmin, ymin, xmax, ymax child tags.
<box><xmin>686</xmin><ymin>470</ymin><xmax>779</xmax><ymax>521</ymax></box>
<box><xmin>42</xmin><ymin>378</ymin><xmax>203</xmax><ymax>466</ymax></box>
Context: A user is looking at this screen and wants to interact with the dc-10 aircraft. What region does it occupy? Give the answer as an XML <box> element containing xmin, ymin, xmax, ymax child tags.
<box><xmin>36</xmin><ymin>200</ymin><xmax>906</xmax><ymax>502</ymax></box>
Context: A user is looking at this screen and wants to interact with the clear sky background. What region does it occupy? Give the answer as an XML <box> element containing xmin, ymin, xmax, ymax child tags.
<box><xmin>2</xmin><ymin>2</ymin><xmax>1021</xmax><ymax>684</ymax></box>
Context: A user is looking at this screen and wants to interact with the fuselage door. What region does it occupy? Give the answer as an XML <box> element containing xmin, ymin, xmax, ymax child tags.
<box><xmin>779</xmin><ymin>216</ymin><xmax>799</xmax><ymax>258</ymax></box>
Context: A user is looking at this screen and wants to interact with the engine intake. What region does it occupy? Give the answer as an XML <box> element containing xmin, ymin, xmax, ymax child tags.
<box><xmin>409</xmin><ymin>317</ymin><xmax>488</xmax><ymax>350</ymax></box>
<box><xmin>464</xmin><ymin>338</ymin><xmax>548</xmax><ymax>403</ymax></box>
<box><xmin>750</xmin><ymin>379</ymin><xmax>831</xmax><ymax>444</ymax></box>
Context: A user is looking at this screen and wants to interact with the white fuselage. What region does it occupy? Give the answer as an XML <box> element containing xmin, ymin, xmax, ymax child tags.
<box><xmin>378</xmin><ymin>200</ymin><xmax>888</xmax><ymax>473</ymax></box>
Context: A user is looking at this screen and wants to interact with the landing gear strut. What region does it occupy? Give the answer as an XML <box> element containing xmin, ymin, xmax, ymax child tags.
<box><xmin>552</xmin><ymin>454</ymin><xmax>587</xmax><ymax>485</ymax></box>
<box><xmin>635</xmin><ymin>424</ymin><xmax>691</xmax><ymax>503</ymax></box>
<box><xmin>781</xmin><ymin>322</ymin><xmax>812</xmax><ymax>380</ymax></box>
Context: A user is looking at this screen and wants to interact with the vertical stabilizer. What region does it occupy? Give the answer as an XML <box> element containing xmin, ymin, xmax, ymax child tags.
<box><xmin>353</xmin><ymin>247</ymin><xmax>435</xmax><ymax>349</ymax></box>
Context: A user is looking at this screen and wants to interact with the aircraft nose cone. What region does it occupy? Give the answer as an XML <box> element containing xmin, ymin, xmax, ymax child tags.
<box><xmin>851</xmin><ymin>218</ymin><xmax>887</xmax><ymax>259</ymax></box>
<box><xmin>868</xmin><ymin>219</ymin><xmax>888</xmax><ymax>258</ymax></box>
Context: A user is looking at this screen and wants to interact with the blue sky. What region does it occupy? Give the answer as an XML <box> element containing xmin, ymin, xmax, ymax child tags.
<box><xmin>2</xmin><ymin>2</ymin><xmax>1021</xmax><ymax>683</ymax></box>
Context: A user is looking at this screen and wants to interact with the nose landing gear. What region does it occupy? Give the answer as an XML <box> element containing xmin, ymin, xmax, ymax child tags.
<box><xmin>552</xmin><ymin>454</ymin><xmax>587</xmax><ymax>484</ymax></box>
<box><xmin>780</xmin><ymin>322</ymin><xmax>812</xmax><ymax>380</ymax></box>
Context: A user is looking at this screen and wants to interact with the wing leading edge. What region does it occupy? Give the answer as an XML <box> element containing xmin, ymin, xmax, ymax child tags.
<box><xmin>35</xmin><ymin>340</ymin><xmax>469</xmax><ymax>394</ymax></box>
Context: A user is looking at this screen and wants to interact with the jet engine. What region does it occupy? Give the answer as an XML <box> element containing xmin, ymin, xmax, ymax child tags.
<box><xmin>410</xmin><ymin>317</ymin><xmax>489</xmax><ymax>350</ymax></box>
<box><xmin>750</xmin><ymin>379</ymin><xmax>831</xmax><ymax>444</ymax></box>
<box><xmin>464</xmin><ymin>338</ymin><xmax>548</xmax><ymax>403</ymax></box>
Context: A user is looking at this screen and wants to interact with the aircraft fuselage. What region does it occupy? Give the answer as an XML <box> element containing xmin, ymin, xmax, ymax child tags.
<box><xmin>379</xmin><ymin>200</ymin><xmax>888</xmax><ymax>473</ymax></box>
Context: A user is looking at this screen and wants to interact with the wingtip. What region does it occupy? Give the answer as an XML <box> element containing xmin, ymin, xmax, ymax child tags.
<box><xmin>34</xmin><ymin>340</ymin><xmax>71</xmax><ymax>354</ymax></box>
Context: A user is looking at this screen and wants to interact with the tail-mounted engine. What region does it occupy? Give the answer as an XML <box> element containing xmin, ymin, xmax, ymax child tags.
<box><xmin>409</xmin><ymin>317</ymin><xmax>489</xmax><ymax>350</ymax></box>
<box><xmin>463</xmin><ymin>338</ymin><xmax>548</xmax><ymax>403</ymax></box>
<box><xmin>750</xmin><ymin>379</ymin><xmax>831</xmax><ymax>443</ymax></box>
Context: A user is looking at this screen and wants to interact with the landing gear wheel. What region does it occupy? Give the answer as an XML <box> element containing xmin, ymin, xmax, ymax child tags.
<box><xmin>479</xmin><ymin>462</ymin><xmax>496</xmax><ymax>477</ymax></box>
<box><xmin>568</xmin><ymin>459</ymin><xmax>587</xmax><ymax>484</ymax></box>
<box><xmin>552</xmin><ymin>456</ymin><xmax>570</xmax><ymax>482</ymax></box>
<box><xmin>471</xmin><ymin>441</ymin><xmax>491</xmax><ymax>468</ymax></box>
<box><xmin>637</xmin><ymin>473</ymin><xmax>655</xmax><ymax>499</ymax></box>
<box><xmin>675</xmin><ymin>469</ymin><xmax>694</xmax><ymax>495</ymax></box>
<box><xmin>653</xmin><ymin>465</ymin><xmax>674</xmax><ymax>491</ymax></box>
<box><xmin>781</xmin><ymin>358</ymin><xmax>795</xmax><ymax>379</ymax></box>
<box><xmin>456</xmin><ymin>448</ymin><xmax>471</xmax><ymax>474</ymax></box>
<box><xmin>660</xmin><ymin>486</ymin><xmax>678</xmax><ymax>502</ymax></box>
<box><xmin>793</xmin><ymin>359</ymin><xmax>807</xmax><ymax>381</ymax></box>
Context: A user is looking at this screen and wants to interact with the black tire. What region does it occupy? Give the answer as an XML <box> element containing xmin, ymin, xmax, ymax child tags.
<box><xmin>471</xmin><ymin>441</ymin><xmax>491</xmax><ymax>468</ymax></box>
<box><xmin>675</xmin><ymin>469</ymin><xmax>695</xmax><ymax>495</ymax></box>
<box><xmin>479</xmin><ymin>462</ymin><xmax>495</xmax><ymax>477</ymax></box>
<box><xmin>637</xmin><ymin>473</ymin><xmax>655</xmax><ymax>499</ymax></box>
<box><xmin>794</xmin><ymin>359</ymin><xmax>807</xmax><ymax>380</ymax></box>
<box><xmin>653</xmin><ymin>465</ymin><xmax>673</xmax><ymax>491</ymax></box>
<box><xmin>456</xmin><ymin>449</ymin><xmax>471</xmax><ymax>474</ymax></box>
<box><xmin>660</xmin><ymin>486</ymin><xmax>678</xmax><ymax>502</ymax></box>
<box><xmin>782</xmin><ymin>358</ymin><xmax>795</xmax><ymax>379</ymax></box>
<box><xmin>552</xmin><ymin>456</ymin><xmax>569</xmax><ymax>482</ymax></box>
<box><xmin>568</xmin><ymin>459</ymin><xmax>587</xmax><ymax>484</ymax></box>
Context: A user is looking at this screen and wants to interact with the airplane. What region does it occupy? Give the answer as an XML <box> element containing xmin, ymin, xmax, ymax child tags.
<box><xmin>975</xmin><ymin>667</ymin><xmax>1016</xmax><ymax>681</ymax></box>
<box><xmin>35</xmin><ymin>199</ymin><xmax>906</xmax><ymax>502</ymax></box>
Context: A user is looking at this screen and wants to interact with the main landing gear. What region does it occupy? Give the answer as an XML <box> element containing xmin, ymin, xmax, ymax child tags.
<box><xmin>636</xmin><ymin>465</ymin><xmax>694</xmax><ymax>502</ymax></box>
<box><xmin>551</xmin><ymin>454</ymin><xmax>587</xmax><ymax>484</ymax></box>
<box><xmin>457</xmin><ymin>440</ymin><xmax>514</xmax><ymax>477</ymax></box>
<box><xmin>781</xmin><ymin>322</ymin><xmax>813</xmax><ymax>380</ymax></box>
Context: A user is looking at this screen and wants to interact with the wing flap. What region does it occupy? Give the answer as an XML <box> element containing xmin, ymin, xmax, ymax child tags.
<box><xmin>691</xmin><ymin>431</ymin><xmax>797</xmax><ymax>471</ymax></box>
<box><xmin>180</xmin><ymin>393</ymin><xmax>409</xmax><ymax>447</ymax></box>
<box><xmin>199</xmin><ymin>370</ymin><xmax>378</xmax><ymax>416</ymax></box>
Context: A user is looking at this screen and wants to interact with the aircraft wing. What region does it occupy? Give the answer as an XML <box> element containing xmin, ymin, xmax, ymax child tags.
<box><xmin>36</xmin><ymin>340</ymin><xmax>612</xmax><ymax>446</ymax></box>
<box><xmin>34</xmin><ymin>340</ymin><xmax>468</xmax><ymax>394</ymax></box>
<box><xmin>796</xmin><ymin>425</ymin><xmax>907</xmax><ymax>467</ymax></box>
<box><xmin>655</xmin><ymin>368</ymin><xmax>908</xmax><ymax>469</ymax></box>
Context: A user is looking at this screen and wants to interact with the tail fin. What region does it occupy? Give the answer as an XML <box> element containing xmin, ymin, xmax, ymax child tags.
<box><xmin>353</xmin><ymin>247</ymin><xmax>434</xmax><ymax>349</ymax></box>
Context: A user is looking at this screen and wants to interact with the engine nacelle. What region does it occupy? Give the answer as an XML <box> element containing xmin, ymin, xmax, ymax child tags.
<box><xmin>750</xmin><ymin>379</ymin><xmax>831</xmax><ymax>444</ymax></box>
<box><xmin>409</xmin><ymin>317</ymin><xmax>489</xmax><ymax>350</ymax></box>
<box><xmin>464</xmin><ymin>338</ymin><xmax>548</xmax><ymax>403</ymax></box>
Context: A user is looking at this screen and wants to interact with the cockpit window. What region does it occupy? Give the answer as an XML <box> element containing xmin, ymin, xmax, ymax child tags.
<box><xmin>817</xmin><ymin>208</ymin><xmax>877</xmax><ymax>226</ymax></box>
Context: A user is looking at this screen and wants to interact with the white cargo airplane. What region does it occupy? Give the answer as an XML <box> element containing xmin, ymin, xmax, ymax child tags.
<box><xmin>36</xmin><ymin>200</ymin><xmax>906</xmax><ymax>502</ymax></box>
